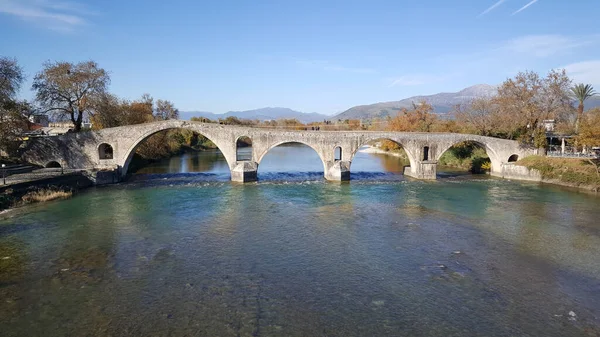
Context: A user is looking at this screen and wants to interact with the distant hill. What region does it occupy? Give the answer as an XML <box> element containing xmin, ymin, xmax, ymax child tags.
<box><xmin>334</xmin><ymin>84</ymin><xmax>498</xmax><ymax>120</ymax></box>
<box><xmin>334</xmin><ymin>84</ymin><xmax>600</xmax><ymax>121</ymax></box>
<box><xmin>586</xmin><ymin>96</ymin><xmax>600</xmax><ymax>110</ymax></box>
<box><xmin>180</xmin><ymin>107</ymin><xmax>328</xmax><ymax>124</ymax></box>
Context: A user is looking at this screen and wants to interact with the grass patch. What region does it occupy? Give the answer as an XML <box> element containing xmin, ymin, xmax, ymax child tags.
<box><xmin>21</xmin><ymin>189</ymin><xmax>72</xmax><ymax>203</ymax></box>
<box><xmin>517</xmin><ymin>156</ymin><xmax>600</xmax><ymax>190</ymax></box>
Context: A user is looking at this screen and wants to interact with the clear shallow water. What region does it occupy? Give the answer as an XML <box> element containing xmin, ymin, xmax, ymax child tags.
<box><xmin>1</xmin><ymin>145</ymin><xmax>600</xmax><ymax>336</ymax></box>
<box><xmin>134</xmin><ymin>144</ymin><xmax>413</xmax><ymax>181</ymax></box>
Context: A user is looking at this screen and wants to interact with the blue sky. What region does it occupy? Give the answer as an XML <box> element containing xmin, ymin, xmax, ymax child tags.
<box><xmin>1</xmin><ymin>0</ymin><xmax>599</xmax><ymax>115</ymax></box>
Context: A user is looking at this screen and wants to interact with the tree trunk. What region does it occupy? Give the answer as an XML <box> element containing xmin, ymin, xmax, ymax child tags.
<box><xmin>74</xmin><ymin>112</ymin><xmax>83</xmax><ymax>132</ymax></box>
<box><xmin>575</xmin><ymin>102</ymin><xmax>584</xmax><ymax>133</ymax></box>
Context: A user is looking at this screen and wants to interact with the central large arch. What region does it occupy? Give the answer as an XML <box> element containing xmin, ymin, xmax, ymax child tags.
<box><xmin>255</xmin><ymin>141</ymin><xmax>327</xmax><ymax>174</ymax></box>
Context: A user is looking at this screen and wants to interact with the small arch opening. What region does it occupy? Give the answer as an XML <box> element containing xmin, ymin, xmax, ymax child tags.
<box><xmin>508</xmin><ymin>154</ymin><xmax>519</xmax><ymax>162</ymax></box>
<box><xmin>98</xmin><ymin>143</ymin><xmax>114</xmax><ymax>160</ymax></box>
<box><xmin>423</xmin><ymin>146</ymin><xmax>430</xmax><ymax>161</ymax></box>
<box><xmin>334</xmin><ymin>146</ymin><xmax>342</xmax><ymax>161</ymax></box>
<box><xmin>236</xmin><ymin>136</ymin><xmax>253</xmax><ymax>161</ymax></box>
<box><xmin>45</xmin><ymin>161</ymin><xmax>61</xmax><ymax>168</ymax></box>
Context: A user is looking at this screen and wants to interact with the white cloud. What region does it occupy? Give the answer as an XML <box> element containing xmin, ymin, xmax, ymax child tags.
<box><xmin>0</xmin><ymin>0</ymin><xmax>93</xmax><ymax>32</ymax></box>
<box><xmin>501</xmin><ymin>34</ymin><xmax>596</xmax><ymax>58</ymax></box>
<box><xmin>388</xmin><ymin>74</ymin><xmax>445</xmax><ymax>87</ymax></box>
<box><xmin>478</xmin><ymin>0</ymin><xmax>507</xmax><ymax>17</ymax></box>
<box><xmin>296</xmin><ymin>59</ymin><xmax>376</xmax><ymax>74</ymax></box>
<box><xmin>562</xmin><ymin>60</ymin><xmax>600</xmax><ymax>86</ymax></box>
<box><xmin>512</xmin><ymin>0</ymin><xmax>539</xmax><ymax>15</ymax></box>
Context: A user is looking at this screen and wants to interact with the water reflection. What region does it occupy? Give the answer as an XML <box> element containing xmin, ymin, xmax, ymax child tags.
<box><xmin>352</xmin><ymin>146</ymin><xmax>407</xmax><ymax>173</ymax></box>
<box><xmin>134</xmin><ymin>144</ymin><xmax>414</xmax><ymax>181</ymax></box>
<box><xmin>134</xmin><ymin>149</ymin><xmax>234</xmax><ymax>174</ymax></box>
<box><xmin>259</xmin><ymin>143</ymin><xmax>324</xmax><ymax>174</ymax></box>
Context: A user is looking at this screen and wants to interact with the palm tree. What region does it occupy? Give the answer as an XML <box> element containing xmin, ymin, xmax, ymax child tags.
<box><xmin>572</xmin><ymin>83</ymin><xmax>597</xmax><ymax>132</ymax></box>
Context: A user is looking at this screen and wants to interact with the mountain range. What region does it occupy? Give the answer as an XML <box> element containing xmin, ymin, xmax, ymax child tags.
<box><xmin>179</xmin><ymin>107</ymin><xmax>329</xmax><ymax>124</ymax></box>
<box><xmin>181</xmin><ymin>84</ymin><xmax>600</xmax><ymax>122</ymax></box>
<box><xmin>333</xmin><ymin>84</ymin><xmax>498</xmax><ymax>120</ymax></box>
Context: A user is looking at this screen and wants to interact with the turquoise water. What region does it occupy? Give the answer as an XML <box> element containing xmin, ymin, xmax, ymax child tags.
<box><xmin>1</xmin><ymin>145</ymin><xmax>599</xmax><ymax>336</ymax></box>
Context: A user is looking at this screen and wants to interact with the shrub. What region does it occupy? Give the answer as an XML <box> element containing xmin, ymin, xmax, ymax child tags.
<box><xmin>22</xmin><ymin>189</ymin><xmax>72</xmax><ymax>203</ymax></box>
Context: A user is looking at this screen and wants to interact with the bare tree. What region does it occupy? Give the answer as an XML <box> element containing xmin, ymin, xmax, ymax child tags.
<box><xmin>154</xmin><ymin>99</ymin><xmax>179</xmax><ymax>120</ymax></box>
<box><xmin>0</xmin><ymin>57</ymin><xmax>24</xmax><ymax>103</ymax></box>
<box><xmin>32</xmin><ymin>60</ymin><xmax>110</xmax><ymax>132</ymax></box>
<box><xmin>493</xmin><ymin>70</ymin><xmax>572</xmax><ymax>146</ymax></box>
<box><xmin>453</xmin><ymin>98</ymin><xmax>497</xmax><ymax>136</ymax></box>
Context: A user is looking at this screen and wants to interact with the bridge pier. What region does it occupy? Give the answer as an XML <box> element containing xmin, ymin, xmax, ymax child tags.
<box><xmin>324</xmin><ymin>160</ymin><xmax>351</xmax><ymax>181</ymax></box>
<box><xmin>231</xmin><ymin>161</ymin><xmax>258</xmax><ymax>183</ymax></box>
<box><xmin>404</xmin><ymin>160</ymin><xmax>437</xmax><ymax>180</ymax></box>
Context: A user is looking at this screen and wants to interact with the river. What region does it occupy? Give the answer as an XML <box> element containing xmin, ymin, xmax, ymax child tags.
<box><xmin>1</xmin><ymin>144</ymin><xmax>599</xmax><ymax>336</ymax></box>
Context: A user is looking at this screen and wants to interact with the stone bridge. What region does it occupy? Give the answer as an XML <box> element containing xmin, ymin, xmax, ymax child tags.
<box><xmin>21</xmin><ymin>120</ymin><xmax>533</xmax><ymax>182</ymax></box>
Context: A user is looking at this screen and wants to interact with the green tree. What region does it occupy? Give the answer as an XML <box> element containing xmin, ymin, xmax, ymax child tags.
<box><xmin>577</xmin><ymin>108</ymin><xmax>600</xmax><ymax>176</ymax></box>
<box><xmin>0</xmin><ymin>57</ymin><xmax>28</xmax><ymax>156</ymax></box>
<box><xmin>32</xmin><ymin>60</ymin><xmax>110</xmax><ymax>132</ymax></box>
<box><xmin>578</xmin><ymin>108</ymin><xmax>600</xmax><ymax>149</ymax></box>
<box><xmin>571</xmin><ymin>83</ymin><xmax>596</xmax><ymax>132</ymax></box>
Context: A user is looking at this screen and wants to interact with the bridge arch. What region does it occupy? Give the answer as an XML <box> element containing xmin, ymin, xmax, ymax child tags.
<box><xmin>435</xmin><ymin>138</ymin><xmax>503</xmax><ymax>173</ymax></box>
<box><xmin>119</xmin><ymin>126</ymin><xmax>233</xmax><ymax>176</ymax></box>
<box><xmin>350</xmin><ymin>137</ymin><xmax>418</xmax><ymax>172</ymax></box>
<box><xmin>45</xmin><ymin>161</ymin><xmax>62</xmax><ymax>168</ymax></box>
<box><xmin>255</xmin><ymin>141</ymin><xmax>327</xmax><ymax>172</ymax></box>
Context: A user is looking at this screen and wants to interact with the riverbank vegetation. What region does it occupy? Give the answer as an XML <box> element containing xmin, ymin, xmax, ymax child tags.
<box><xmin>517</xmin><ymin>156</ymin><xmax>600</xmax><ymax>191</ymax></box>
<box><xmin>438</xmin><ymin>142</ymin><xmax>491</xmax><ymax>173</ymax></box>
<box><xmin>21</xmin><ymin>189</ymin><xmax>72</xmax><ymax>203</ymax></box>
<box><xmin>1</xmin><ymin>187</ymin><xmax>73</xmax><ymax>212</ymax></box>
